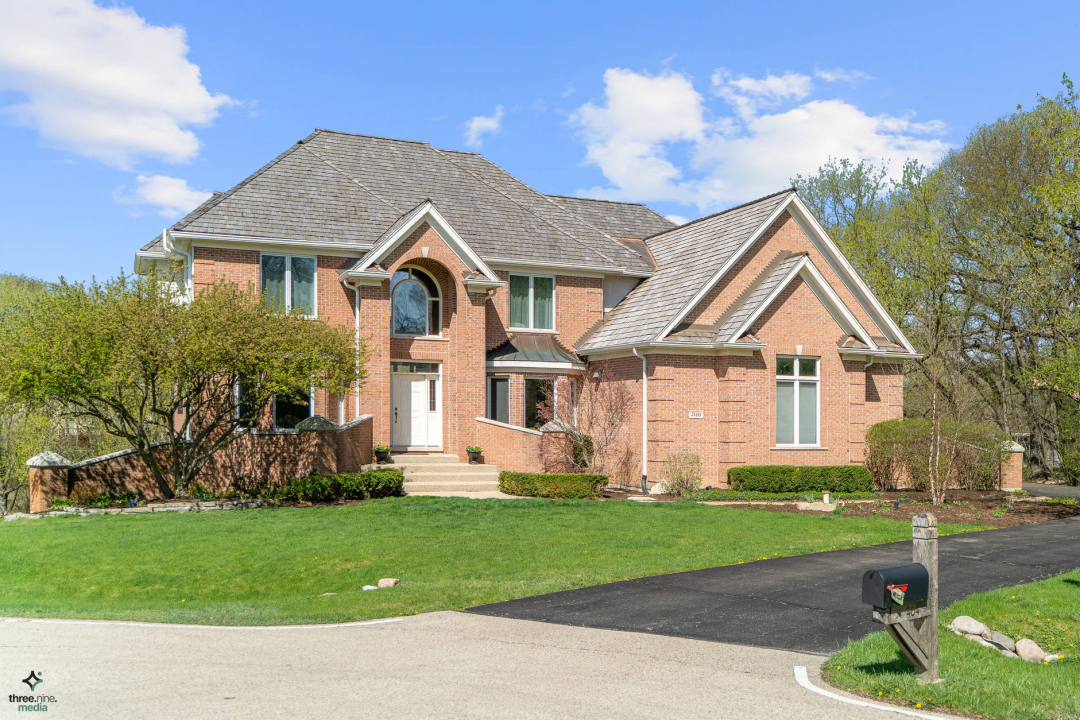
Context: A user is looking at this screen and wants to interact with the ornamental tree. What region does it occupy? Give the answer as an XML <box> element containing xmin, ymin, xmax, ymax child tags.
<box><xmin>0</xmin><ymin>270</ymin><xmax>366</xmax><ymax>498</ymax></box>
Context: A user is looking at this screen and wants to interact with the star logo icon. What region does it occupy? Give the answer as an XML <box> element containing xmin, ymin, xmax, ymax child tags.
<box><xmin>22</xmin><ymin>671</ymin><xmax>42</xmax><ymax>691</ymax></box>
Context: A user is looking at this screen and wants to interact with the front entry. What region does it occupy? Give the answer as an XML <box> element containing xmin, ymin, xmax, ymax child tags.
<box><xmin>390</xmin><ymin>362</ymin><xmax>442</xmax><ymax>450</ymax></box>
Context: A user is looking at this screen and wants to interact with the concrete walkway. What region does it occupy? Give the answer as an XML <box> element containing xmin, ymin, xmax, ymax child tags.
<box><xmin>470</xmin><ymin>516</ymin><xmax>1080</xmax><ymax>655</ymax></box>
<box><xmin>0</xmin><ymin>611</ymin><xmax>955</xmax><ymax>719</ymax></box>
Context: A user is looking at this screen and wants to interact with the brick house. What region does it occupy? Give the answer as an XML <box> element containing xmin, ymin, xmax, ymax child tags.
<box><xmin>134</xmin><ymin>129</ymin><xmax>916</xmax><ymax>489</ymax></box>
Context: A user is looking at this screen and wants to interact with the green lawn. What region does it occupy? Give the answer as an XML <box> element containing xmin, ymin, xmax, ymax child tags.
<box><xmin>0</xmin><ymin>497</ymin><xmax>982</xmax><ymax>626</ymax></box>
<box><xmin>825</xmin><ymin>569</ymin><xmax>1080</xmax><ymax>720</ymax></box>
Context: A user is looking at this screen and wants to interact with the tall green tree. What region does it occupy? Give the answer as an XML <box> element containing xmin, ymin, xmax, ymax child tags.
<box><xmin>0</xmin><ymin>270</ymin><xmax>366</xmax><ymax>498</ymax></box>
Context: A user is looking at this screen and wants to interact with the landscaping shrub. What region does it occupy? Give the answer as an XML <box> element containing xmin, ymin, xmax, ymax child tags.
<box><xmin>659</xmin><ymin>452</ymin><xmax>702</xmax><ymax>496</ymax></box>
<box><xmin>727</xmin><ymin>465</ymin><xmax>873</xmax><ymax>493</ymax></box>
<box><xmin>278</xmin><ymin>469</ymin><xmax>403</xmax><ymax>503</ymax></box>
<box><xmin>68</xmin><ymin>485</ymin><xmax>103</xmax><ymax>507</ymax></box>
<box><xmin>498</xmin><ymin>471</ymin><xmax>607</xmax><ymax>499</ymax></box>
<box><xmin>865</xmin><ymin>419</ymin><xmax>1009</xmax><ymax>491</ymax></box>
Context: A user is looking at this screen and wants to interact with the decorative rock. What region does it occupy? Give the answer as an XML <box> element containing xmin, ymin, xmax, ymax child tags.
<box><xmin>648</xmin><ymin>481</ymin><xmax>667</xmax><ymax>496</ymax></box>
<box><xmin>1000</xmin><ymin>649</ymin><xmax>1019</xmax><ymax>659</ymax></box>
<box><xmin>984</xmin><ymin>630</ymin><xmax>1016</xmax><ymax>653</ymax></box>
<box><xmin>1016</xmin><ymin>638</ymin><xmax>1048</xmax><ymax>663</ymax></box>
<box><xmin>950</xmin><ymin>616</ymin><xmax>990</xmax><ymax>636</ymax></box>
<box><xmin>378</xmin><ymin>578</ymin><xmax>400</xmax><ymax>588</ymax></box>
<box><xmin>362</xmin><ymin>585</ymin><xmax>378</xmax><ymax>591</ymax></box>
<box><xmin>964</xmin><ymin>633</ymin><xmax>996</xmax><ymax>648</ymax></box>
<box><xmin>1044</xmin><ymin>654</ymin><xmax>1060</xmax><ymax>663</ymax></box>
<box><xmin>321</xmin><ymin>592</ymin><xmax>336</xmax><ymax>596</ymax></box>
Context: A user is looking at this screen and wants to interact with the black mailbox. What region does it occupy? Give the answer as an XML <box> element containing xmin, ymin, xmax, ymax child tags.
<box><xmin>861</xmin><ymin>563</ymin><xmax>929</xmax><ymax>608</ymax></box>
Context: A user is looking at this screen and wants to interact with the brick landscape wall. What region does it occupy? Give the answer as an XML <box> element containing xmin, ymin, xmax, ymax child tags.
<box><xmin>27</xmin><ymin>417</ymin><xmax>373</xmax><ymax>512</ymax></box>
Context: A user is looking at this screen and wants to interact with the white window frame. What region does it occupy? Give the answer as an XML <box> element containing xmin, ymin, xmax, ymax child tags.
<box><xmin>390</xmin><ymin>266</ymin><xmax>443</xmax><ymax>339</ymax></box>
<box><xmin>775</xmin><ymin>356</ymin><xmax>820</xmax><ymax>448</ymax></box>
<box><xmin>508</xmin><ymin>274</ymin><xmax>556</xmax><ymax>332</ymax></box>
<box><xmin>259</xmin><ymin>252</ymin><xmax>318</xmax><ymax>318</ymax></box>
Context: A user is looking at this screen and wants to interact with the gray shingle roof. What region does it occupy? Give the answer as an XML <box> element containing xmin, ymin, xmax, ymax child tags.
<box><xmin>142</xmin><ymin>130</ymin><xmax>655</xmax><ymax>274</ymax></box>
<box><xmin>543</xmin><ymin>195</ymin><xmax>676</xmax><ymax>240</ymax></box>
<box><xmin>579</xmin><ymin>189</ymin><xmax>794</xmax><ymax>351</ymax></box>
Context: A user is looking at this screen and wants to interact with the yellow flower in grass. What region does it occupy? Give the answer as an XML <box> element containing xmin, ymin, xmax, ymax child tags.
<box><xmin>916</xmin><ymin>704</ymin><xmax>922</xmax><ymax>709</ymax></box>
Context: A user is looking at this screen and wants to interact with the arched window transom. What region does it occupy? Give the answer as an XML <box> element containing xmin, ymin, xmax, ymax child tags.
<box><xmin>391</xmin><ymin>266</ymin><xmax>441</xmax><ymax>336</ymax></box>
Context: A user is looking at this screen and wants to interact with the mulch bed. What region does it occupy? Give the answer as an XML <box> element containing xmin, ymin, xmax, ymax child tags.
<box><xmin>600</xmin><ymin>487</ymin><xmax>1079</xmax><ymax>527</ymax></box>
<box><xmin>718</xmin><ymin>490</ymin><xmax>1080</xmax><ymax>528</ymax></box>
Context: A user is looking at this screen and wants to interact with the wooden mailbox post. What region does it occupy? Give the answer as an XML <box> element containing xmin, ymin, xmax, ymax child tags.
<box><xmin>863</xmin><ymin>513</ymin><xmax>939</xmax><ymax>683</ymax></box>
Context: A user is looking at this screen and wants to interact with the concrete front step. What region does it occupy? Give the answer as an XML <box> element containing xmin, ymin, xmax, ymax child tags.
<box><xmin>402</xmin><ymin>467</ymin><xmax>499</xmax><ymax>478</ymax></box>
<box><xmin>404</xmin><ymin>480</ymin><xmax>502</xmax><ymax>493</ymax></box>
<box><xmin>388</xmin><ymin>453</ymin><xmax>461</xmax><ymax>465</ymax></box>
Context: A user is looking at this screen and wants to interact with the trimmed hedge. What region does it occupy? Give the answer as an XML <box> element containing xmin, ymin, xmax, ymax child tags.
<box><xmin>727</xmin><ymin>465</ymin><xmax>873</xmax><ymax>493</ymax></box>
<box><xmin>498</xmin><ymin>471</ymin><xmax>607</xmax><ymax>499</ymax></box>
<box><xmin>278</xmin><ymin>469</ymin><xmax>403</xmax><ymax>503</ymax></box>
<box><xmin>865</xmin><ymin>419</ymin><xmax>1008</xmax><ymax>491</ymax></box>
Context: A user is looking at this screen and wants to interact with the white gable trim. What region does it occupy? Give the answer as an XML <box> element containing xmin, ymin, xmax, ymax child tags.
<box><xmin>654</xmin><ymin>196</ymin><xmax>791</xmax><ymax>341</ymax></box>
<box><xmin>354</xmin><ymin>201</ymin><xmax>501</xmax><ymax>284</ymax></box>
<box><xmin>653</xmin><ymin>193</ymin><xmax>915</xmax><ymax>353</ymax></box>
<box><xmin>785</xmin><ymin>194</ymin><xmax>915</xmax><ymax>353</ymax></box>
<box><xmin>725</xmin><ymin>255</ymin><xmax>878</xmax><ymax>349</ymax></box>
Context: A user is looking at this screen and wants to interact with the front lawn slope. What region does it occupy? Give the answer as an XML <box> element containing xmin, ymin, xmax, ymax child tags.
<box><xmin>0</xmin><ymin>497</ymin><xmax>980</xmax><ymax>626</ymax></box>
<box><xmin>825</xmin><ymin>568</ymin><xmax>1080</xmax><ymax>720</ymax></box>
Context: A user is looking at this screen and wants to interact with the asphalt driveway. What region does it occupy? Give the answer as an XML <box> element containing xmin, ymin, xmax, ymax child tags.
<box><xmin>1025</xmin><ymin>481</ymin><xmax>1080</xmax><ymax>499</ymax></box>
<box><xmin>469</xmin><ymin>516</ymin><xmax>1080</xmax><ymax>655</ymax></box>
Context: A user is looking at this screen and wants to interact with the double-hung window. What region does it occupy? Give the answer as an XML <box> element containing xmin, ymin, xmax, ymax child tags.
<box><xmin>261</xmin><ymin>255</ymin><xmax>316</xmax><ymax>316</ymax></box>
<box><xmin>509</xmin><ymin>274</ymin><xmax>554</xmax><ymax>331</ymax></box>
<box><xmin>775</xmin><ymin>357</ymin><xmax>819</xmax><ymax>446</ymax></box>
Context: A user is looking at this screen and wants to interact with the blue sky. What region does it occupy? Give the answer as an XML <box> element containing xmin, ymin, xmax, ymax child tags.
<box><xmin>2</xmin><ymin>0</ymin><xmax>1078</xmax><ymax>283</ymax></box>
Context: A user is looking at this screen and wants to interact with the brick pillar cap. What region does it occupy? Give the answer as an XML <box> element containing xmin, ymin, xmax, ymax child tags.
<box><xmin>1005</xmin><ymin>441</ymin><xmax>1024</xmax><ymax>453</ymax></box>
<box><xmin>26</xmin><ymin>451</ymin><xmax>71</xmax><ymax>468</ymax></box>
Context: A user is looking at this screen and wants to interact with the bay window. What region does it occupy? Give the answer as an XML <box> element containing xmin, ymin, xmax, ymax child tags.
<box><xmin>776</xmin><ymin>356</ymin><xmax>819</xmax><ymax>446</ymax></box>
<box><xmin>509</xmin><ymin>274</ymin><xmax>554</xmax><ymax>330</ymax></box>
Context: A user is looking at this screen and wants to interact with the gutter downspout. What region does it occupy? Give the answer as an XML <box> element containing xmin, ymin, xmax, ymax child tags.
<box><xmin>632</xmin><ymin>347</ymin><xmax>648</xmax><ymax>493</ymax></box>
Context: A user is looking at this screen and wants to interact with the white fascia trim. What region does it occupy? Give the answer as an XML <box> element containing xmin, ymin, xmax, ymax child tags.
<box><xmin>654</xmin><ymin>197</ymin><xmax>792</xmax><ymax>341</ymax></box>
<box><xmin>475</xmin><ymin>416</ymin><xmax>543</xmax><ymax>436</ymax></box>
<box><xmin>340</xmin><ymin>270</ymin><xmax>392</xmax><ymax>286</ymax></box>
<box><xmin>357</xmin><ymin>202</ymin><xmax>500</xmax><ymax>282</ymax></box>
<box><xmin>580</xmin><ymin>341</ymin><xmax>763</xmax><ymax>359</ymax></box>
<box><xmin>169</xmin><ymin>230</ymin><xmax>372</xmax><ymax>255</ymax></box>
<box><xmin>725</xmin><ymin>257</ymin><xmax>878</xmax><ymax>350</ymax></box>
<box><xmin>486</xmin><ymin>360</ymin><xmax>584</xmax><ymax>373</ymax></box>
<box><xmin>485</xmin><ymin>257</ymin><xmax>651</xmax><ymax>278</ymax></box>
<box><xmin>840</xmin><ymin>351</ymin><xmax>922</xmax><ymax>363</ymax></box>
<box><xmin>786</xmin><ymin>195</ymin><xmax>916</xmax><ymax>353</ymax></box>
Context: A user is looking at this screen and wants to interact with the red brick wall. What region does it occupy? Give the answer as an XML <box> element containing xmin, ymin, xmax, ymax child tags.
<box><xmin>680</xmin><ymin>211</ymin><xmax>888</xmax><ymax>339</ymax></box>
<box><xmin>472</xmin><ymin>418</ymin><xmax>543</xmax><ymax>473</ymax></box>
<box><xmin>1001</xmin><ymin>449</ymin><xmax>1024</xmax><ymax>490</ymax></box>
<box><xmin>28</xmin><ymin>417</ymin><xmax>375</xmax><ymax>509</ymax></box>
<box><xmin>486</xmin><ymin>271</ymin><xmax>603</xmax><ymax>351</ymax></box>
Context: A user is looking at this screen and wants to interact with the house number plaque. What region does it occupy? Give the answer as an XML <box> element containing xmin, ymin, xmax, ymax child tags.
<box><xmin>688</xmin><ymin>410</ymin><xmax>704</xmax><ymax>419</ymax></box>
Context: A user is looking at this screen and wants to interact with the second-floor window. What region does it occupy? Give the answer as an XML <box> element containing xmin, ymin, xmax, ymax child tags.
<box><xmin>509</xmin><ymin>274</ymin><xmax>554</xmax><ymax>330</ymax></box>
<box><xmin>391</xmin><ymin>266</ymin><xmax>441</xmax><ymax>336</ymax></box>
<box><xmin>261</xmin><ymin>254</ymin><xmax>316</xmax><ymax>316</ymax></box>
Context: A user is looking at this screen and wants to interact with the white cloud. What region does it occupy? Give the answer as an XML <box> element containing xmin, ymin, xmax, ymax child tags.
<box><xmin>571</xmin><ymin>67</ymin><xmax>949</xmax><ymax>213</ymax></box>
<box><xmin>113</xmin><ymin>174</ymin><xmax>210</xmax><ymax>218</ymax></box>
<box><xmin>814</xmin><ymin>66</ymin><xmax>875</xmax><ymax>85</ymax></box>
<box><xmin>0</xmin><ymin>0</ymin><xmax>233</xmax><ymax>169</ymax></box>
<box><xmin>665</xmin><ymin>214</ymin><xmax>689</xmax><ymax>226</ymax></box>
<box><xmin>463</xmin><ymin>105</ymin><xmax>504</xmax><ymax>148</ymax></box>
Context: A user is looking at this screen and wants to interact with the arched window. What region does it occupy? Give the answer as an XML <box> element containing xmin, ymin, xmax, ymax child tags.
<box><xmin>391</xmin><ymin>266</ymin><xmax>441</xmax><ymax>336</ymax></box>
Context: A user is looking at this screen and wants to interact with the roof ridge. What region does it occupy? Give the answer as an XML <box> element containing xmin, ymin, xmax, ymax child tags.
<box><xmin>544</xmin><ymin>194</ymin><xmax>651</xmax><ymax>208</ymax></box>
<box><xmin>297</xmin><ymin>141</ymin><xmax>403</xmax><ymax>214</ymax></box>
<box><xmin>312</xmin><ymin>128</ymin><xmax>432</xmax><ymax>146</ymax></box>
<box><xmin>640</xmin><ymin>187</ymin><xmax>796</xmax><ymax>242</ymax></box>
<box><xmin>431</xmin><ymin>147</ymin><xmax>625</xmax><ymax>268</ymax></box>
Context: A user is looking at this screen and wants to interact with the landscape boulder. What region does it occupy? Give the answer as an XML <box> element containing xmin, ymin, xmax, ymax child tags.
<box><xmin>1016</xmin><ymin>638</ymin><xmax>1048</xmax><ymax>663</ymax></box>
<box><xmin>984</xmin><ymin>631</ymin><xmax>1016</xmax><ymax>653</ymax></box>
<box><xmin>378</xmin><ymin>578</ymin><xmax>401</xmax><ymax>588</ymax></box>
<box><xmin>950</xmin><ymin>616</ymin><xmax>989</xmax><ymax>636</ymax></box>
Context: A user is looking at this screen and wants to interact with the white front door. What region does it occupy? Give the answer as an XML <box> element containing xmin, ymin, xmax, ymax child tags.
<box><xmin>391</xmin><ymin>372</ymin><xmax>441</xmax><ymax>449</ymax></box>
